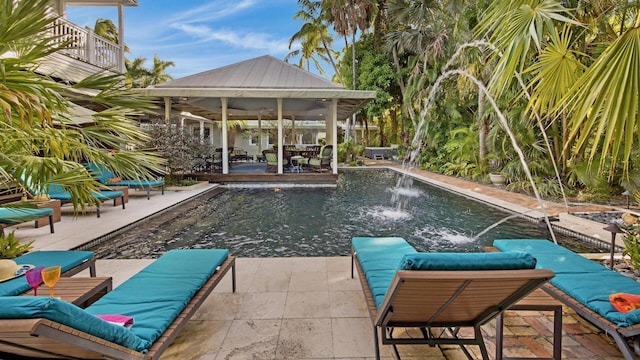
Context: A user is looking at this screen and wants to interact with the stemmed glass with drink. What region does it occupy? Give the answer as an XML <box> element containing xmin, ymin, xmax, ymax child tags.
<box><xmin>41</xmin><ymin>266</ymin><xmax>61</xmax><ymax>298</ymax></box>
<box><xmin>25</xmin><ymin>266</ymin><xmax>44</xmax><ymax>296</ymax></box>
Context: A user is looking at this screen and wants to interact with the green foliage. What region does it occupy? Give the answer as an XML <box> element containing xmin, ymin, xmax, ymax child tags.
<box><xmin>166</xmin><ymin>177</ymin><xmax>200</xmax><ymax>187</ymax></box>
<box><xmin>624</xmin><ymin>231</ymin><xmax>640</xmax><ymax>270</ymax></box>
<box><xmin>337</xmin><ymin>34</ymin><xmax>401</xmax><ymax>120</ymax></box>
<box><xmin>337</xmin><ymin>141</ymin><xmax>353</xmax><ymax>162</ymax></box>
<box><xmin>0</xmin><ymin>231</ymin><xmax>33</xmax><ymax>259</ymax></box>
<box><xmin>506</xmin><ymin>177</ymin><xmax>563</xmax><ymax>198</ymax></box>
<box><xmin>442</xmin><ymin>161</ymin><xmax>476</xmax><ymax>178</ymax></box>
<box><xmin>146</xmin><ymin>121</ymin><xmax>215</xmax><ymax>180</ymax></box>
<box><xmin>0</xmin><ymin>0</ymin><xmax>165</xmax><ymax>213</ymax></box>
<box><xmin>353</xmin><ymin>144</ymin><xmax>365</xmax><ymax>157</ymax></box>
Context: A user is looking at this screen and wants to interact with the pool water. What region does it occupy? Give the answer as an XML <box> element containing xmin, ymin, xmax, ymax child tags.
<box><xmin>91</xmin><ymin>169</ymin><xmax>592</xmax><ymax>258</ymax></box>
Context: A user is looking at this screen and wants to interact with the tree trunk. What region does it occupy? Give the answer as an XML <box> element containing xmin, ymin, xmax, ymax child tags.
<box><xmin>364</xmin><ymin>118</ymin><xmax>370</xmax><ymax>146</ymax></box>
<box><xmin>390</xmin><ymin>108</ymin><xmax>398</xmax><ymax>144</ymax></box>
<box><xmin>392</xmin><ymin>46</ymin><xmax>415</xmax><ymax>122</ymax></box>
<box><xmin>379</xmin><ymin>117</ymin><xmax>385</xmax><ymax>147</ymax></box>
<box><xmin>477</xmin><ymin>91</ymin><xmax>488</xmax><ymax>164</ymax></box>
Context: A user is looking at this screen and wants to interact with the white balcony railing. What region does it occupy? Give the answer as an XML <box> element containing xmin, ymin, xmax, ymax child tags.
<box><xmin>51</xmin><ymin>18</ymin><xmax>124</xmax><ymax>73</ymax></box>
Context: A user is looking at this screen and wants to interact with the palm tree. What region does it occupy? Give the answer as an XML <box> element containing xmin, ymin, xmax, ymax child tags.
<box><xmin>476</xmin><ymin>1</ymin><xmax>640</xmax><ymax>179</ymax></box>
<box><xmin>94</xmin><ymin>18</ymin><xmax>129</xmax><ymax>52</ymax></box>
<box><xmin>322</xmin><ymin>0</ymin><xmax>376</xmax><ymax>142</ymax></box>
<box><xmin>125</xmin><ymin>55</ymin><xmax>174</xmax><ymax>88</ymax></box>
<box><xmin>288</xmin><ymin>0</ymin><xmax>342</xmax><ymax>82</ymax></box>
<box><xmin>0</xmin><ymin>0</ymin><xmax>164</xmax><ymax>211</ymax></box>
<box><xmin>149</xmin><ymin>54</ymin><xmax>174</xmax><ymax>85</ymax></box>
<box><xmin>125</xmin><ymin>57</ymin><xmax>151</xmax><ymax>88</ymax></box>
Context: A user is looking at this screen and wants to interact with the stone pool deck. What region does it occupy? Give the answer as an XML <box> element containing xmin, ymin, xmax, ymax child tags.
<box><xmin>4</xmin><ymin>166</ymin><xmax>629</xmax><ymax>359</ymax></box>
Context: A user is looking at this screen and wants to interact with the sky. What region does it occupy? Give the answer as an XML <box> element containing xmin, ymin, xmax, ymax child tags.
<box><xmin>65</xmin><ymin>0</ymin><xmax>325</xmax><ymax>80</ymax></box>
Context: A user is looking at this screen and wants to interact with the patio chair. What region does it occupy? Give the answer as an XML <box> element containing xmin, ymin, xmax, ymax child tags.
<box><xmin>45</xmin><ymin>184</ymin><xmax>124</xmax><ymax>218</ymax></box>
<box><xmin>308</xmin><ymin>145</ymin><xmax>333</xmax><ymax>172</ymax></box>
<box><xmin>0</xmin><ymin>207</ymin><xmax>54</xmax><ymax>235</ymax></box>
<box><xmin>351</xmin><ymin>237</ymin><xmax>554</xmax><ymax>359</ymax></box>
<box><xmin>0</xmin><ymin>249</ymin><xmax>236</xmax><ymax>360</ymax></box>
<box><xmin>0</xmin><ymin>250</ymin><xmax>96</xmax><ymax>296</ymax></box>
<box><xmin>263</xmin><ymin>150</ymin><xmax>287</xmax><ymax>173</ymax></box>
<box><xmin>84</xmin><ymin>163</ymin><xmax>165</xmax><ymax>200</ymax></box>
<box><xmin>493</xmin><ymin>238</ymin><xmax>640</xmax><ymax>360</ymax></box>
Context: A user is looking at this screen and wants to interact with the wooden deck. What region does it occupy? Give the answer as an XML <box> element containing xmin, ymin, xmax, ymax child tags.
<box><xmin>192</xmin><ymin>172</ymin><xmax>338</xmax><ymax>185</ymax></box>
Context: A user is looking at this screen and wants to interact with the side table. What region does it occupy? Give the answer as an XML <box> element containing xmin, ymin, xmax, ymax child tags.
<box><xmin>109</xmin><ymin>186</ymin><xmax>129</xmax><ymax>206</ymax></box>
<box><xmin>22</xmin><ymin>277</ymin><xmax>112</xmax><ymax>308</ymax></box>
<box><xmin>496</xmin><ymin>288</ymin><xmax>562</xmax><ymax>360</ymax></box>
<box><xmin>33</xmin><ymin>199</ymin><xmax>61</xmax><ymax>229</ymax></box>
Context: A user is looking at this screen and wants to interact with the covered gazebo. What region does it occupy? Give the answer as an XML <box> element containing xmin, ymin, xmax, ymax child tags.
<box><xmin>142</xmin><ymin>55</ymin><xmax>376</xmax><ymax>175</ymax></box>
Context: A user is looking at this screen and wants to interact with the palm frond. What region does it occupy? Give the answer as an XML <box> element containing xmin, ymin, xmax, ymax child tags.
<box><xmin>564</xmin><ymin>13</ymin><xmax>640</xmax><ymax>177</ymax></box>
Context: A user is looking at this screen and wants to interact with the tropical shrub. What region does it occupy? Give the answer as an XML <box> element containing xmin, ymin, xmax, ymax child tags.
<box><xmin>624</xmin><ymin>231</ymin><xmax>640</xmax><ymax>270</ymax></box>
<box><xmin>0</xmin><ymin>231</ymin><xmax>33</xmax><ymax>259</ymax></box>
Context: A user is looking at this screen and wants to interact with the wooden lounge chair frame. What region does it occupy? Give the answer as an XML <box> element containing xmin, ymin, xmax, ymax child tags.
<box><xmin>541</xmin><ymin>283</ymin><xmax>640</xmax><ymax>359</ymax></box>
<box><xmin>486</xmin><ymin>244</ymin><xmax>640</xmax><ymax>359</ymax></box>
<box><xmin>352</xmin><ymin>251</ymin><xmax>554</xmax><ymax>359</ymax></box>
<box><xmin>0</xmin><ymin>256</ymin><xmax>235</xmax><ymax>360</ymax></box>
<box><xmin>0</xmin><ymin>213</ymin><xmax>54</xmax><ymax>235</ymax></box>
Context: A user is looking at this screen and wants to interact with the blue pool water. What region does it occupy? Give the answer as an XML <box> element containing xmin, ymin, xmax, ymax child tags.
<box><xmin>91</xmin><ymin>169</ymin><xmax>589</xmax><ymax>258</ymax></box>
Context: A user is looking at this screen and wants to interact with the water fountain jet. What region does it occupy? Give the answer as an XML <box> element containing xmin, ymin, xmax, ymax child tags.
<box><xmin>397</xmin><ymin>66</ymin><xmax>559</xmax><ymax>244</ymax></box>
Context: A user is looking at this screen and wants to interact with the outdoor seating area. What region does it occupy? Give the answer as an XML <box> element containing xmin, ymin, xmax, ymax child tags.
<box><xmin>351</xmin><ymin>237</ymin><xmax>554</xmax><ymax>359</ymax></box>
<box><xmin>45</xmin><ymin>184</ymin><xmax>125</xmax><ymax>218</ymax></box>
<box><xmin>85</xmin><ymin>163</ymin><xmax>165</xmax><ymax>200</ymax></box>
<box><xmin>0</xmin><ymin>249</ymin><xmax>236</xmax><ymax>359</ymax></box>
<box><xmin>0</xmin><ymin>167</ymin><xmax>634</xmax><ymax>359</ymax></box>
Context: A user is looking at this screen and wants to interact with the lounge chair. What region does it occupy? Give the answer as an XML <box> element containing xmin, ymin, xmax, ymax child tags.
<box><xmin>0</xmin><ymin>249</ymin><xmax>236</xmax><ymax>359</ymax></box>
<box><xmin>0</xmin><ymin>250</ymin><xmax>96</xmax><ymax>296</ymax></box>
<box><xmin>46</xmin><ymin>184</ymin><xmax>124</xmax><ymax>218</ymax></box>
<box><xmin>308</xmin><ymin>145</ymin><xmax>332</xmax><ymax>172</ymax></box>
<box><xmin>0</xmin><ymin>207</ymin><xmax>54</xmax><ymax>235</ymax></box>
<box><xmin>351</xmin><ymin>237</ymin><xmax>554</xmax><ymax>359</ymax></box>
<box><xmin>263</xmin><ymin>150</ymin><xmax>287</xmax><ymax>173</ymax></box>
<box><xmin>84</xmin><ymin>163</ymin><xmax>165</xmax><ymax>200</ymax></box>
<box><xmin>493</xmin><ymin>239</ymin><xmax>640</xmax><ymax>360</ymax></box>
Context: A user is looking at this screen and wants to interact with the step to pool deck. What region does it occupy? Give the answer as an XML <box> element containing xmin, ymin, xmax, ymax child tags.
<box><xmin>4</xmin><ymin>164</ymin><xmax>629</xmax><ymax>359</ymax></box>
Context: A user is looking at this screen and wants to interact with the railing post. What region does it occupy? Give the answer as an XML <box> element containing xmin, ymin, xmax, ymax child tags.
<box><xmin>86</xmin><ymin>27</ymin><xmax>96</xmax><ymax>65</ymax></box>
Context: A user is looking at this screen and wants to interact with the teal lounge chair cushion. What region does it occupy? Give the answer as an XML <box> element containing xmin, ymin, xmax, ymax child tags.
<box><xmin>0</xmin><ymin>251</ymin><xmax>94</xmax><ymax>296</ymax></box>
<box><xmin>0</xmin><ymin>296</ymin><xmax>149</xmax><ymax>352</ymax></box>
<box><xmin>46</xmin><ymin>184</ymin><xmax>122</xmax><ymax>202</ymax></box>
<box><xmin>93</xmin><ymin>190</ymin><xmax>123</xmax><ymax>201</ymax></box>
<box><xmin>85</xmin><ymin>249</ymin><xmax>229</xmax><ymax>346</ymax></box>
<box><xmin>493</xmin><ymin>239</ymin><xmax>640</xmax><ymax>327</ymax></box>
<box><xmin>84</xmin><ymin>163</ymin><xmax>164</xmax><ymax>188</ymax></box>
<box><xmin>109</xmin><ymin>179</ymin><xmax>164</xmax><ymax>188</ymax></box>
<box><xmin>493</xmin><ymin>239</ymin><xmax>610</xmax><ymax>275</ymax></box>
<box><xmin>352</xmin><ymin>237</ymin><xmax>417</xmax><ymax>308</ymax></box>
<box><xmin>398</xmin><ymin>251</ymin><xmax>537</xmax><ymax>271</ymax></box>
<box><xmin>0</xmin><ymin>207</ymin><xmax>52</xmax><ymax>225</ymax></box>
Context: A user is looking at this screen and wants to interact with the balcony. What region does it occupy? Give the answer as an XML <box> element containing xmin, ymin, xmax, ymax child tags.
<box><xmin>39</xmin><ymin>17</ymin><xmax>125</xmax><ymax>83</ymax></box>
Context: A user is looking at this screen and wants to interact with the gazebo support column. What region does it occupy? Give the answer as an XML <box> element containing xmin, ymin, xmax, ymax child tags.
<box><xmin>163</xmin><ymin>97</ymin><xmax>171</xmax><ymax>124</ymax></box>
<box><xmin>277</xmin><ymin>98</ymin><xmax>283</xmax><ymax>174</ymax></box>
<box><xmin>199</xmin><ymin>120</ymin><xmax>205</xmax><ymax>143</ymax></box>
<box><xmin>332</xmin><ymin>99</ymin><xmax>338</xmax><ymax>175</ymax></box>
<box><xmin>221</xmin><ymin>97</ymin><xmax>229</xmax><ymax>174</ymax></box>
<box><xmin>258</xmin><ymin>112</ymin><xmax>263</xmax><ymax>156</ymax></box>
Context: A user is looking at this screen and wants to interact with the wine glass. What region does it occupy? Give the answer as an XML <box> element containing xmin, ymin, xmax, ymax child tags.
<box><xmin>41</xmin><ymin>266</ymin><xmax>61</xmax><ymax>298</ymax></box>
<box><xmin>25</xmin><ymin>266</ymin><xmax>44</xmax><ymax>296</ymax></box>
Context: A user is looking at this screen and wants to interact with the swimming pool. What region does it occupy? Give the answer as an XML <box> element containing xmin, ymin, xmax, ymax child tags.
<box><xmin>91</xmin><ymin>169</ymin><xmax>588</xmax><ymax>258</ymax></box>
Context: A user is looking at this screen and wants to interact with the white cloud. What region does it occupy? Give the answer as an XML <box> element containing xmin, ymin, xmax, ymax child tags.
<box><xmin>172</xmin><ymin>24</ymin><xmax>290</xmax><ymax>53</ymax></box>
<box><xmin>167</xmin><ymin>0</ymin><xmax>257</xmax><ymax>25</ymax></box>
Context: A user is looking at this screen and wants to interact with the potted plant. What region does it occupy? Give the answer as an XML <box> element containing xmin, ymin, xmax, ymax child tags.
<box><xmin>489</xmin><ymin>172</ymin><xmax>506</xmax><ymax>186</ymax></box>
<box><xmin>488</xmin><ymin>157</ymin><xmax>506</xmax><ymax>186</ymax></box>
